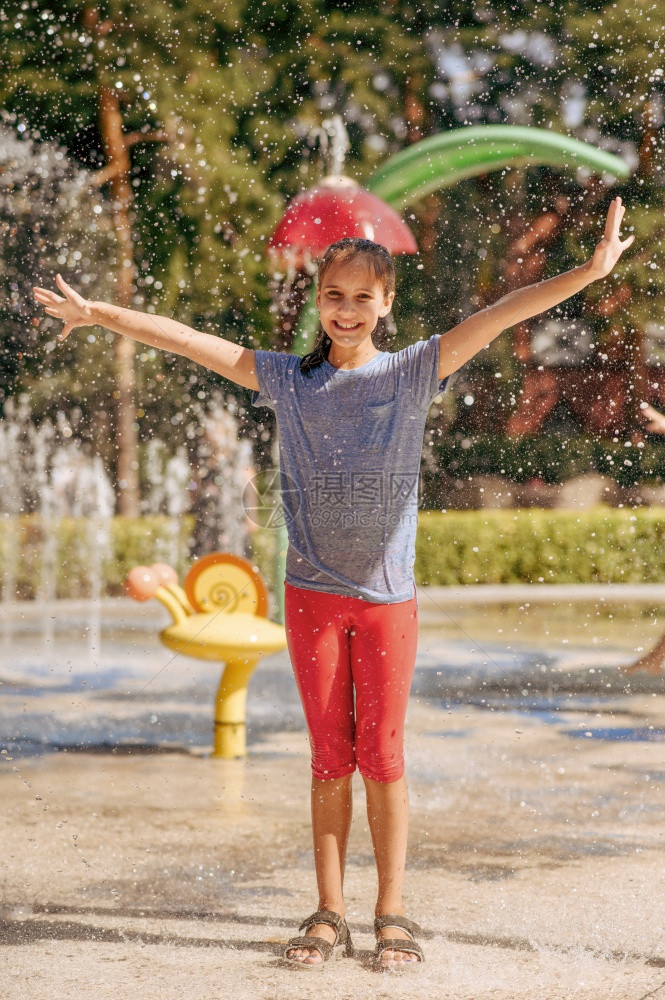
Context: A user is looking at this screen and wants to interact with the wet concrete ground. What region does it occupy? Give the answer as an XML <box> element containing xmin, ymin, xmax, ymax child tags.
<box><xmin>2</xmin><ymin>590</ymin><xmax>665</xmax><ymax>998</ymax></box>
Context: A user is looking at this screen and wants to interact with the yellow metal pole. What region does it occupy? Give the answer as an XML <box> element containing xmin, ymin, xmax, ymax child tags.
<box><xmin>212</xmin><ymin>656</ymin><xmax>260</xmax><ymax>758</ymax></box>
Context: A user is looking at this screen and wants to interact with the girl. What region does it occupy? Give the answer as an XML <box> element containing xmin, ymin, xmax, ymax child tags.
<box><xmin>32</xmin><ymin>196</ymin><xmax>632</xmax><ymax>970</ymax></box>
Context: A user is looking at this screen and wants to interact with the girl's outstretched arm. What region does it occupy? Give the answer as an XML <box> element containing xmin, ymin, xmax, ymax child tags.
<box><xmin>32</xmin><ymin>275</ymin><xmax>260</xmax><ymax>391</ymax></box>
<box><xmin>437</xmin><ymin>196</ymin><xmax>635</xmax><ymax>380</ymax></box>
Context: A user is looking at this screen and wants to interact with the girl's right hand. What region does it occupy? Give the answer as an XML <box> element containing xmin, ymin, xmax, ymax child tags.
<box><xmin>640</xmin><ymin>403</ymin><xmax>665</xmax><ymax>436</ymax></box>
<box><xmin>32</xmin><ymin>274</ymin><xmax>93</xmax><ymax>341</ymax></box>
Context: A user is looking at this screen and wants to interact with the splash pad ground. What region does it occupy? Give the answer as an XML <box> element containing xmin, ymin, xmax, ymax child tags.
<box><xmin>2</xmin><ymin>587</ymin><xmax>665</xmax><ymax>999</ymax></box>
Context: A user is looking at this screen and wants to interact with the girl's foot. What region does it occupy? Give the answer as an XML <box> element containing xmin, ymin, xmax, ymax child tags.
<box><xmin>377</xmin><ymin>926</ymin><xmax>422</xmax><ymax>967</ymax></box>
<box><xmin>374</xmin><ymin>914</ymin><xmax>424</xmax><ymax>969</ymax></box>
<box><xmin>284</xmin><ymin>909</ymin><xmax>351</xmax><ymax>966</ymax></box>
<box><xmin>286</xmin><ymin>921</ymin><xmax>338</xmax><ymax>965</ymax></box>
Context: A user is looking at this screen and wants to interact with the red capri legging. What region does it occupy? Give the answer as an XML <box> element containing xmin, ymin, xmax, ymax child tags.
<box><xmin>284</xmin><ymin>582</ymin><xmax>419</xmax><ymax>784</ymax></box>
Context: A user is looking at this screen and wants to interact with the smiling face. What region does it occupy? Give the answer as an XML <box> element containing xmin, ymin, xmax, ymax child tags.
<box><xmin>315</xmin><ymin>256</ymin><xmax>395</xmax><ymax>352</ymax></box>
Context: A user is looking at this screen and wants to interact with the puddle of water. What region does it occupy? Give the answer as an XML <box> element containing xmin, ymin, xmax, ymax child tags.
<box><xmin>420</xmin><ymin>599</ymin><xmax>665</xmax><ymax>652</ymax></box>
<box><xmin>561</xmin><ymin>726</ymin><xmax>665</xmax><ymax>742</ymax></box>
<box><xmin>433</xmin><ymin>693</ymin><xmax>631</xmax><ymax>727</ymax></box>
<box><xmin>424</xmin><ymin>729</ymin><xmax>469</xmax><ymax>739</ymax></box>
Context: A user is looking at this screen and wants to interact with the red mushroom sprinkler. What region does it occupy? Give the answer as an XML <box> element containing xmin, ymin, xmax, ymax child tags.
<box><xmin>268</xmin><ymin>174</ymin><xmax>417</xmax><ymax>264</ymax></box>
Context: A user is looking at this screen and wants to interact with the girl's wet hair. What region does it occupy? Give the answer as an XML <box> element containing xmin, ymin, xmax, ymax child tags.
<box><xmin>299</xmin><ymin>238</ymin><xmax>395</xmax><ymax>376</ymax></box>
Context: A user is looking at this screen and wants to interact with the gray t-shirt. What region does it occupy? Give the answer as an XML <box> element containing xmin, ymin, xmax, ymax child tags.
<box><xmin>251</xmin><ymin>333</ymin><xmax>449</xmax><ymax>603</ymax></box>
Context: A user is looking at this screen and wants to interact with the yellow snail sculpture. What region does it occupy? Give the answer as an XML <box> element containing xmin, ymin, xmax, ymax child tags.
<box><xmin>125</xmin><ymin>553</ymin><xmax>286</xmax><ymax>759</ymax></box>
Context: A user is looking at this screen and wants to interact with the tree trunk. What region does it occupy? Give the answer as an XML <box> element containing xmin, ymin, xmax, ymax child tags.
<box><xmin>98</xmin><ymin>84</ymin><xmax>140</xmax><ymax>515</ymax></box>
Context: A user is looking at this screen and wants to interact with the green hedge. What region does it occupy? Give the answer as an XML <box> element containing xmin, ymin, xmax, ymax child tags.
<box><xmin>415</xmin><ymin>508</ymin><xmax>665</xmax><ymax>585</ymax></box>
<box><xmin>0</xmin><ymin>515</ymin><xmax>195</xmax><ymax>600</ymax></box>
<box><xmin>3</xmin><ymin>509</ymin><xmax>665</xmax><ymax>597</ymax></box>
<box><xmin>0</xmin><ymin>514</ymin><xmax>278</xmax><ymax>600</ymax></box>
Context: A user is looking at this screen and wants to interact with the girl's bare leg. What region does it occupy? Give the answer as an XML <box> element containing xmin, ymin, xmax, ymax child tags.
<box><xmin>286</xmin><ymin>775</ymin><xmax>353</xmax><ymax>964</ymax></box>
<box><xmin>363</xmin><ymin>774</ymin><xmax>420</xmax><ymax>967</ymax></box>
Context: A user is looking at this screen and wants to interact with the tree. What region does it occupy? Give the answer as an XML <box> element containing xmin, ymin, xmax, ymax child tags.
<box><xmin>406</xmin><ymin>1</ymin><xmax>665</xmax><ymax>440</ymax></box>
<box><xmin>1</xmin><ymin>0</ymin><xmax>430</xmax><ymax>482</ymax></box>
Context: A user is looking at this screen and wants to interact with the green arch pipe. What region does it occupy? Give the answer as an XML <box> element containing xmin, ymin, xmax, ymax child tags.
<box><xmin>272</xmin><ymin>126</ymin><xmax>630</xmax><ymax>621</ymax></box>
<box><xmin>367</xmin><ymin>124</ymin><xmax>629</xmax><ymax>207</ymax></box>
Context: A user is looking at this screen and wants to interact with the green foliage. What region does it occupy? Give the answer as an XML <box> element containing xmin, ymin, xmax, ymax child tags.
<box><xmin>1</xmin><ymin>0</ymin><xmax>433</xmax><ymax>439</ymax></box>
<box><xmin>415</xmin><ymin>508</ymin><xmax>665</xmax><ymax>585</ymax></box>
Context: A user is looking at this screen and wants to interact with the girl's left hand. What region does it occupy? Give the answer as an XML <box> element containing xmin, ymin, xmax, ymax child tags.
<box><xmin>587</xmin><ymin>196</ymin><xmax>635</xmax><ymax>280</ymax></box>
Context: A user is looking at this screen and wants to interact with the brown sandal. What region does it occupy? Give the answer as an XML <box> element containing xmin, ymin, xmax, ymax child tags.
<box><xmin>373</xmin><ymin>914</ymin><xmax>424</xmax><ymax>969</ymax></box>
<box><xmin>284</xmin><ymin>909</ymin><xmax>354</xmax><ymax>969</ymax></box>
